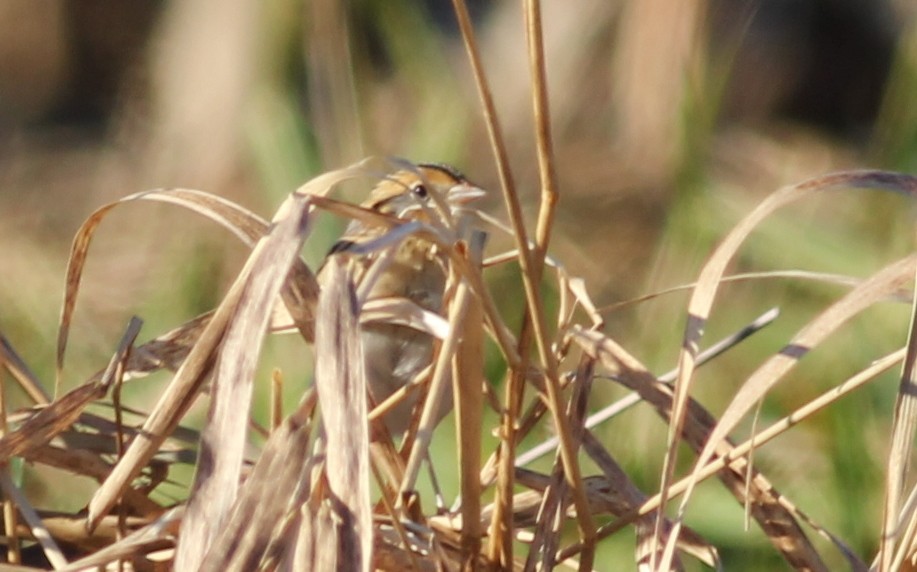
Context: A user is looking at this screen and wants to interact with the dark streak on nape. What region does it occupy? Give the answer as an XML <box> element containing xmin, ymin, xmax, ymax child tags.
<box><xmin>417</xmin><ymin>162</ymin><xmax>467</xmax><ymax>182</ymax></box>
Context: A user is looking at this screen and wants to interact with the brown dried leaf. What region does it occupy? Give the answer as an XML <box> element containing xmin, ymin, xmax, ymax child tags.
<box><xmin>884</xmin><ymin>263</ymin><xmax>917</xmax><ymax>571</ymax></box>
<box><xmin>85</xmin><ymin>166</ymin><xmax>358</xmax><ymax>531</ymax></box>
<box><xmin>400</xmin><ymin>267</ymin><xmax>471</xmax><ymax>496</ymax></box>
<box><xmin>56</xmin><ymin>188</ymin><xmax>272</xmax><ymax>385</ymax></box>
<box><xmin>0</xmin><ymin>318</ymin><xmax>141</xmax><ymax>464</ymax></box>
<box><xmin>522</xmin><ymin>353</ymin><xmax>594</xmax><ymax>570</ymax></box>
<box><xmin>581</xmin><ymin>433</ymin><xmax>718</xmax><ymax>569</ymax></box>
<box><xmin>451</xmin><ymin>265</ymin><xmax>485</xmax><ymax>566</ymax></box>
<box><xmin>92</xmin><ymin>311</ymin><xmax>215</xmax><ymax>382</ymax></box>
<box><xmin>311</xmin><ymin>257</ymin><xmax>371</xmax><ymax>572</ymax></box>
<box><xmin>200</xmin><ymin>396</ymin><xmax>319</xmax><ymax>571</ymax></box>
<box><xmin>0</xmin><ymin>333</ymin><xmax>51</xmax><ymax>405</ymax></box>
<box><xmin>662</xmin><ymin>170</ymin><xmax>917</xmax><ymax>570</ymax></box>
<box><xmin>571</xmin><ymin>326</ymin><xmax>829</xmax><ymax>571</ymax></box>
<box><xmin>696</xmin><ymin>253</ymin><xmax>916</xmax><ymax>471</ymax></box>
<box><xmin>176</xmin><ymin>190</ymin><xmax>317</xmax><ymax>570</ymax></box>
<box><xmin>59</xmin><ymin>508</ymin><xmax>182</xmax><ymax>571</ymax></box>
<box><xmin>0</xmin><ymin>472</ymin><xmax>67</xmax><ymax>568</ymax></box>
<box><xmin>63</xmin><ymin>191</ymin><xmax>321</xmax><ymax>392</ymax></box>
<box><xmin>86</xmin><ymin>294</ymin><xmax>231</xmax><ymax>529</ymax></box>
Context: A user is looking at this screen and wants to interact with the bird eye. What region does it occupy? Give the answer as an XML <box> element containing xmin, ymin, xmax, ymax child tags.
<box><xmin>412</xmin><ymin>183</ymin><xmax>429</xmax><ymax>199</ymax></box>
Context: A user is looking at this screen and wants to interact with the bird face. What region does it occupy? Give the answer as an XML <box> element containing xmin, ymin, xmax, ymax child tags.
<box><xmin>362</xmin><ymin>163</ymin><xmax>485</xmax><ymax>225</ymax></box>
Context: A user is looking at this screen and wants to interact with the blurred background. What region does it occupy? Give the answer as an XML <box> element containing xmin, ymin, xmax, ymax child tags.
<box><xmin>1</xmin><ymin>0</ymin><xmax>916</xmax><ymax>569</ymax></box>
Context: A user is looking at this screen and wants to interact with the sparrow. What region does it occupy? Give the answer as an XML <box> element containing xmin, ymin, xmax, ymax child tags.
<box><xmin>318</xmin><ymin>162</ymin><xmax>485</xmax><ymax>436</ymax></box>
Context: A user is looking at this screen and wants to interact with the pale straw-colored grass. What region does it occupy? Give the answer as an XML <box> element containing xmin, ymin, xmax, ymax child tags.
<box><xmin>3</xmin><ymin>3</ymin><xmax>917</xmax><ymax>571</ymax></box>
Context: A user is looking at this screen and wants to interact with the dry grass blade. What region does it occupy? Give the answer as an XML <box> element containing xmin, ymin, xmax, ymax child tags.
<box><xmin>524</xmin><ymin>353</ymin><xmax>595</xmax><ymax>570</ymax></box>
<box><xmin>0</xmin><ymin>345</ymin><xmax>19</xmax><ymax>565</ymax></box>
<box><xmin>580</xmin><ymin>433</ymin><xmax>719</xmax><ymax>570</ymax></box>
<box><xmin>0</xmin><ymin>472</ymin><xmax>67</xmax><ymax>569</ymax></box>
<box><xmin>570</xmin><ymin>326</ymin><xmax>829</xmax><ymax>570</ymax></box>
<box><xmin>0</xmin><ymin>318</ymin><xmax>141</xmax><ymax>464</ymax></box>
<box><xmin>23</xmin><ymin>443</ymin><xmax>163</xmax><ymax>516</ymax></box>
<box><xmin>0</xmin><ymin>407</ymin><xmax>84</xmax><ymax>472</ymax></box>
<box><xmin>56</xmin><ymin>188</ymin><xmax>320</xmax><ymax>394</ymax></box>
<box><xmin>0</xmin><ymin>328</ymin><xmax>158</xmax><ymax>570</ymax></box>
<box><xmin>450</xmin><ymin>243</ymin><xmax>522</xmax><ymax>368</ymax></box>
<box><xmin>518</xmin><ymin>308</ymin><xmax>778</xmax><ymax>468</ymax></box>
<box><xmin>198</xmin><ymin>395</ymin><xmax>318</xmax><ymax>571</ymax></box>
<box><xmin>883</xmin><ymin>262</ymin><xmax>917</xmax><ymax>572</ymax></box>
<box><xmin>92</xmin><ymin>312</ymin><xmax>215</xmax><ymax>382</ymax></box>
<box><xmin>562</xmin><ymin>349</ymin><xmax>901</xmax><ymax>570</ymax></box>
<box><xmin>85</xmin><ymin>168</ymin><xmax>351</xmax><ymax>532</ymax></box>
<box><xmin>451</xmin><ymin>1</ymin><xmax>596</xmax><ymax>564</ymax></box>
<box><xmin>16</xmin><ymin>512</ymin><xmax>156</xmax><ymax>553</ymax></box>
<box><xmin>694</xmin><ymin>257</ymin><xmax>914</xmax><ymax>553</ymax></box>
<box><xmin>695</xmin><ymin>252</ymin><xmax>915</xmax><ymax>457</ymax></box>
<box><xmin>87</xmin><ymin>267</ymin><xmax>233</xmax><ymax>529</ymax></box>
<box><xmin>892</xmin><ymin>481</ymin><xmax>917</xmax><ymax>570</ymax></box>
<box><xmin>505</xmin><ymin>466</ymin><xmax>716</xmax><ymax>570</ymax></box>
<box><xmin>311</xmin><ymin>257</ymin><xmax>371</xmax><ymax>572</ymax></box>
<box><xmin>661</xmin><ymin>170</ymin><xmax>917</xmax><ymax>568</ymax></box>
<box><xmin>59</xmin><ymin>508</ymin><xmax>182</xmax><ymax>571</ymax></box>
<box><xmin>116</xmin><ymin>188</ymin><xmax>273</xmax><ymax>245</ymax></box>
<box><xmin>453</xmin><ymin>234</ymin><xmax>485</xmax><ymax>567</ymax></box>
<box><xmin>56</xmin><ymin>189</ymin><xmax>263</xmax><ymax>388</ymax></box>
<box><xmin>400</xmin><ymin>267</ymin><xmax>470</xmax><ymax>496</ymax></box>
<box><xmin>0</xmin><ymin>334</ymin><xmax>51</xmax><ymax>405</ymax></box>
<box><xmin>563</xmin><ymin>274</ymin><xmax>604</xmax><ymax>330</ymax></box>
<box><xmin>176</xmin><ymin>191</ymin><xmax>316</xmax><ymax>570</ymax></box>
<box><xmin>360</xmin><ymin>298</ymin><xmax>450</xmax><ymax>339</ymax></box>
<box><xmin>598</xmin><ymin>269</ymin><xmax>909</xmax><ymax>315</ymax></box>
<box><xmin>270</xmin><ymin>369</ymin><xmax>283</xmax><ymax>431</ymax></box>
<box><xmin>524</xmin><ymin>0</ymin><xmax>560</xmax><ymax>263</ymax></box>
<box><xmin>449</xmin><ymin>2</ymin><xmax>525</xmax><ymax>563</ymax></box>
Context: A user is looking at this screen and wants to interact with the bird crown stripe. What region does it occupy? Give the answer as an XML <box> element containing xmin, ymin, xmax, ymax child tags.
<box><xmin>416</xmin><ymin>162</ymin><xmax>466</xmax><ymax>181</ymax></box>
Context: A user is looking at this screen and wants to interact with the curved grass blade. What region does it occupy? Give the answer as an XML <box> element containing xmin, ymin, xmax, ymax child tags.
<box><xmin>174</xmin><ymin>190</ymin><xmax>316</xmax><ymax>570</ymax></box>
<box><xmin>660</xmin><ymin>170</ymin><xmax>917</xmax><ymax>569</ymax></box>
<box><xmin>85</xmin><ymin>167</ymin><xmax>356</xmax><ymax>535</ymax></box>
<box><xmin>570</xmin><ymin>326</ymin><xmax>830</xmax><ymax>570</ymax></box>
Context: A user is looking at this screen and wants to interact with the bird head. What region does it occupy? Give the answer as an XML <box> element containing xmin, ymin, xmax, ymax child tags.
<box><xmin>364</xmin><ymin>163</ymin><xmax>486</xmax><ymax>224</ymax></box>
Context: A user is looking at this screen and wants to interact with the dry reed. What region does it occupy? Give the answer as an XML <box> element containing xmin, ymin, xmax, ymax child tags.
<box><xmin>2</xmin><ymin>2</ymin><xmax>917</xmax><ymax>571</ymax></box>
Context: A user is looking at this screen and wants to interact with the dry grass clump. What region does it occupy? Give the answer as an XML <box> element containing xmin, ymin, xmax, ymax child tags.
<box><xmin>8</xmin><ymin>164</ymin><xmax>917</xmax><ymax>572</ymax></box>
<box><xmin>4</xmin><ymin>2</ymin><xmax>917</xmax><ymax>571</ymax></box>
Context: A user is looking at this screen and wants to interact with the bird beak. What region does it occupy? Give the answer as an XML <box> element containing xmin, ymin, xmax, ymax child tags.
<box><xmin>447</xmin><ymin>184</ymin><xmax>486</xmax><ymax>204</ymax></box>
